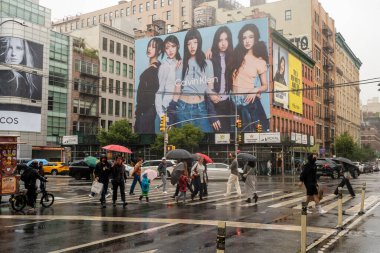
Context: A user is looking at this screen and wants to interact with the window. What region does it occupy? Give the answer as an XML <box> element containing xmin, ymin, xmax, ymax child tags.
<box><xmin>285</xmin><ymin>10</ymin><xmax>292</xmax><ymax>21</ymax></box>
<box><xmin>122</xmin><ymin>82</ymin><xmax>127</xmax><ymax>96</ymax></box>
<box><xmin>182</xmin><ymin>6</ymin><xmax>186</xmax><ymax>16</ymax></box>
<box><xmin>132</xmin><ymin>5</ymin><xmax>136</xmax><ymax>14</ymax></box>
<box><xmin>92</xmin><ymin>16</ymin><xmax>96</xmax><ymax>25</ymax></box>
<box><xmin>101</xmin><ymin>77</ymin><xmax>107</xmax><ymax>92</ymax></box>
<box><xmin>128</xmin><ymin>83</ymin><xmax>133</xmax><ymax>98</ymax></box>
<box><xmin>126</xmin><ymin>7</ymin><xmax>130</xmax><ymax>16</ymax></box>
<box><xmin>139</xmin><ymin>4</ymin><xmax>143</xmax><ymax>13</ymax></box>
<box><xmin>168</xmin><ymin>0</ymin><xmax>172</xmax><ymax>5</ymax></box>
<box><xmin>116</xmin><ymin>80</ymin><xmax>120</xmax><ymax>95</ymax></box>
<box><xmin>128</xmin><ymin>103</ymin><xmax>133</xmax><ymax>118</ymax></box>
<box><xmin>122</xmin><ymin>63</ymin><xmax>127</xmax><ymax>77</ymax></box>
<box><xmin>315</xmin><ymin>12</ymin><xmax>319</xmax><ymax>25</ymax></box>
<box><xmin>146</xmin><ymin>2</ymin><xmax>150</xmax><ymax>11</ymax></box>
<box><xmin>109</xmin><ymin>59</ymin><xmax>114</xmax><ymax>73</ymax></box>
<box><xmin>120</xmin><ymin>9</ymin><xmax>124</xmax><ymax>16</ymax></box>
<box><xmin>122</xmin><ymin>102</ymin><xmax>127</xmax><ymax>117</ymax></box>
<box><xmin>129</xmin><ymin>47</ymin><xmax>134</xmax><ymax>60</ymax></box>
<box><xmin>115</xmin><ymin>100</ymin><xmax>120</xmax><ymax>116</ymax></box>
<box><xmin>161</xmin><ymin>0</ymin><xmax>165</xmax><ymax>7</ymax></box>
<box><xmin>152</xmin><ymin>14</ymin><xmax>157</xmax><ymax>21</ymax></box>
<box><xmin>129</xmin><ymin>65</ymin><xmax>134</xmax><ymax>79</ymax></box>
<box><xmin>116</xmin><ymin>61</ymin><xmax>121</xmax><ymax>75</ymax></box>
<box><xmin>87</xmin><ymin>18</ymin><xmax>90</xmax><ymax>26</ymax></box>
<box><xmin>99</xmin><ymin>15</ymin><xmax>102</xmax><ymax>23</ymax></box>
<box><xmin>123</xmin><ymin>45</ymin><xmax>128</xmax><ymax>58</ymax></box>
<box><xmin>109</xmin><ymin>78</ymin><xmax>114</xmax><ymax>93</ymax></box>
<box><xmin>101</xmin><ymin>98</ymin><xmax>106</xmax><ymax>114</ymax></box>
<box><xmin>115</xmin><ymin>10</ymin><xmax>119</xmax><ymax>17</ymax></box>
<box><xmin>108</xmin><ymin>99</ymin><xmax>113</xmax><ymax>115</ymax></box>
<box><xmin>102</xmin><ymin>38</ymin><xmax>107</xmax><ymax>51</ymax></box>
<box><xmin>104</xmin><ymin>13</ymin><xmax>108</xmax><ymax>21</ymax></box>
<box><xmin>110</xmin><ymin>40</ymin><xmax>114</xmax><ymax>53</ymax></box>
<box><xmin>166</xmin><ymin>11</ymin><xmax>171</xmax><ymax>20</ymax></box>
<box><xmin>108</xmin><ymin>120</ymin><xmax>113</xmax><ymax>129</ymax></box>
<box><xmin>74</xmin><ymin>79</ymin><xmax>79</xmax><ymax>90</ymax></box>
<box><xmin>101</xmin><ymin>120</ymin><xmax>106</xmax><ymax>129</ymax></box>
<box><xmin>116</xmin><ymin>42</ymin><xmax>121</xmax><ymax>55</ymax></box>
<box><xmin>102</xmin><ymin>57</ymin><xmax>107</xmax><ymax>71</ymax></box>
<box><xmin>153</xmin><ymin>0</ymin><xmax>157</xmax><ymax>9</ymax></box>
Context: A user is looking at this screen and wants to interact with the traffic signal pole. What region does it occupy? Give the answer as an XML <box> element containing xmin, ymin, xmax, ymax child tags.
<box><xmin>235</xmin><ymin>103</ymin><xmax>238</xmax><ymax>157</ymax></box>
<box><xmin>164</xmin><ymin>112</ymin><xmax>168</xmax><ymax>157</ymax></box>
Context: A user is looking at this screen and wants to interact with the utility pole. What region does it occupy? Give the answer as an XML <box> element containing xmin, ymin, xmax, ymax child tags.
<box><xmin>235</xmin><ymin>104</ymin><xmax>238</xmax><ymax>156</ymax></box>
<box><xmin>160</xmin><ymin>113</ymin><xmax>168</xmax><ymax>157</ymax></box>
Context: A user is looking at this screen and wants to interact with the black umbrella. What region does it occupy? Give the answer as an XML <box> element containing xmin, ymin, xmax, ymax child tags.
<box><xmin>170</xmin><ymin>162</ymin><xmax>185</xmax><ymax>185</ymax></box>
<box><xmin>237</xmin><ymin>153</ymin><xmax>257</xmax><ymax>162</ymax></box>
<box><xmin>166</xmin><ymin>149</ymin><xmax>192</xmax><ymax>160</ymax></box>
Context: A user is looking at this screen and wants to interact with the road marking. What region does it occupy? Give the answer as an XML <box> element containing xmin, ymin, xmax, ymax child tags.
<box><xmin>293</xmin><ymin>194</ymin><xmax>337</xmax><ymax>209</ymax></box>
<box><xmin>213</xmin><ymin>191</ymin><xmax>281</xmax><ymax>206</ymax></box>
<box><xmin>165</xmin><ymin>191</ymin><xmax>233</xmax><ymax>205</ymax></box>
<box><xmin>240</xmin><ymin>192</ymin><xmax>302</xmax><ymax>207</ymax></box>
<box><xmin>345</xmin><ymin>195</ymin><xmax>379</xmax><ymax>214</ymax></box>
<box><xmin>5</xmin><ymin>219</ymin><xmax>53</xmax><ymax>228</ymax></box>
<box><xmin>181</xmin><ymin>193</ymin><xmax>241</xmax><ymax>206</ymax></box>
<box><xmin>268</xmin><ymin>195</ymin><xmax>306</xmax><ymax>208</ymax></box>
<box><xmin>48</xmin><ymin>223</ymin><xmax>177</xmax><ymax>253</ymax></box>
<box><xmin>0</xmin><ymin>214</ymin><xmax>335</xmax><ymax>234</ymax></box>
<box><xmin>322</xmin><ymin>195</ymin><xmax>353</xmax><ymax>212</ymax></box>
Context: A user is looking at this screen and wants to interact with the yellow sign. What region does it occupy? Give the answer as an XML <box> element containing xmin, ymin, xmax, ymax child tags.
<box><xmin>288</xmin><ymin>54</ymin><xmax>303</xmax><ymax>114</ymax></box>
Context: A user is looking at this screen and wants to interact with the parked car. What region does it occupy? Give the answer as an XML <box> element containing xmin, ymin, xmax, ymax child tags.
<box><xmin>69</xmin><ymin>160</ymin><xmax>91</xmax><ymax>180</ymax></box>
<box><xmin>140</xmin><ymin>160</ymin><xmax>177</xmax><ymax>177</ymax></box>
<box><xmin>316</xmin><ymin>158</ymin><xmax>343</xmax><ymax>179</ymax></box>
<box><xmin>353</xmin><ymin>162</ymin><xmax>364</xmax><ymax>173</ymax></box>
<box><xmin>124</xmin><ymin>163</ymin><xmax>134</xmax><ymax>177</ymax></box>
<box><xmin>43</xmin><ymin>162</ymin><xmax>69</xmax><ymax>175</ymax></box>
<box><xmin>206</xmin><ymin>162</ymin><xmax>244</xmax><ymax>180</ymax></box>
<box><xmin>363</xmin><ymin>163</ymin><xmax>374</xmax><ymax>173</ymax></box>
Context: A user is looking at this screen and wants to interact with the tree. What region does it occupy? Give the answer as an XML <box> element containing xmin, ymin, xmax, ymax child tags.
<box><xmin>97</xmin><ymin>120</ymin><xmax>138</xmax><ymax>146</ymax></box>
<box><xmin>151</xmin><ymin>124</ymin><xmax>204</xmax><ymax>155</ymax></box>
<box><xmin>335</xmin><ymin>132</ymin><xmax>355</xmax><ymax>158</ymax></box>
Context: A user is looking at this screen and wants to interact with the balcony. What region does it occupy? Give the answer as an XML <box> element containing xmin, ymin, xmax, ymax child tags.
<box><xmin>323</xmin><ymin>82</ymin><xmax>333</xmax><ymax>89</ymax></box>
<box><xmin>323</xmin><ymin>62</ymin><xmax>334</xmax><ymax>71</ymax></box>
<box><xmin>336</xmin><ymin>66</ymin><xmax>343</xmax><ymax>76</ymax></box>
<box><xmin>324</xmin><ymin>96</ymin><xmax>335</xmax><ymax>104</ymax></box>
<box><xmin>323</xmin><ymin>42</ymin><xmax>334</xmax><ymax>54</ymax></box>
<box><xmin>78</xmin><ymin>85</ymin><xmax>100</xmax><ymax>97</ymax></box>
<box><xmin>78</xmin><ymin>108</ymin><xmax>100</xmax><ymax>118</ymax></box>
<box><xmin>322</xmin><ymin>26</ymin><xmax>333</xmax><ymax>37</ymax></box>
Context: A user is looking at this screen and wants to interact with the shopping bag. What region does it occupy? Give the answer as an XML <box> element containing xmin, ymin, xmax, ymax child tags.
<box><xmin>91</xmin><ymin>181</ymin><xmax>104</xmax><ymax>194</ymax></box>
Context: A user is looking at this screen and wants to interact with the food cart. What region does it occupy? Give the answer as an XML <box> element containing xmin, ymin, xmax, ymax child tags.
<box><xmin>0</xmin><ymin>136</ymin><xmax>21</xmax><ymax>197</ymax></box>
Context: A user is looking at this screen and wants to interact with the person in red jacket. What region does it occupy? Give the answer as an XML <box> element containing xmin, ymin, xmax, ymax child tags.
<box><xmin>176</xmin><ymin>171</ymin><xmax>188</xmax><ymax>205</ymax></box>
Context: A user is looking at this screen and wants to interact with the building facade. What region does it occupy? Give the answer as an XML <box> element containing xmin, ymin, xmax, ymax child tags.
<box><xmin>0</xmin><ymin>0</ymin><xmax>52</xmax><ymax>159</ymax></box>
<box><xmin>363</xmin><ymin>97</ymin><xmax>380</xmax><ymax>114</ymax></box>
<box><xmin>335</xmin><ymin>32</ymin><xmax>361</xmax><ymax>143</ymax></box>
<box><xmin>69</xmin><ymin>24</ymin><xmax>135</xmax><ymax>131</ymax></box>
<box><xmin>361</xmin><ymin>126</ymin><xmax>380</xmax><ymax>154</ymax></box>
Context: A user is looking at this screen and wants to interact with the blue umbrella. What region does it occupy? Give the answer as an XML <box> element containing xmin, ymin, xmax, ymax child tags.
<box><xmin>27</xmin><ymin>159</ymin><xmax>49</xmax><ymax>166</ymax></box>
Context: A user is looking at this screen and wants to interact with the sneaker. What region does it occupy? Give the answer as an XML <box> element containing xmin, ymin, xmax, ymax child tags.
<box><xmin>163</xmin><ymin>191</ymin><xmax>168</xmax><ymax>194</ymax></box>
<box><xmin>89</xmin><ymin>194</ymin><xmax>94</xmax><ymax>198</ymax></box>
<box><xmin>253</xmin><ymin>194</ymin><xmax>258</xmax><ymax>203</ymax></box>
<box><xmin>245</xmin><ymin>198</ymin><xmax>252</xmax><ymax>203</ymax></box>
<box><xmin>223</xmin><ymin>193</ymin><xmax>231</xmax><ymax>197</ymax></box>
<box><xmin>129</xmin><ymin>193</ymin><xmax>135</xmax><ymax>195</ymax></box>
<box><xmin>123</xmin><ymin>202</ymin><xmax>128</xmax><ymax>207</ymax></box>
<box><xmin>307</xmin><ymin>209</ymin><xmax>313</xmax><ymax>214</ymax></box>
<box><xmin>317</xmin><ymin>205</ymin><xmax>327</xmax><ymax>214</ymax></box>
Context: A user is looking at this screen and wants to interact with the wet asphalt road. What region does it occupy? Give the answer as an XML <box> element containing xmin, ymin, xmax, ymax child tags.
<box><xmin>0</xmin><ymin>172</ymin><xmax>379</xmax><ymax>253</ymax></box>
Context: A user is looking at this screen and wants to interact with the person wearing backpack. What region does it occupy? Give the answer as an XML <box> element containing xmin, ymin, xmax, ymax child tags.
<box><xmin>139</xmin><ymin>173</ymin><xmax>150</xmax><ymax>202</ymax></box>
<box><xmin>21</xmin><ymin>160</ymin><xmax>47</xmax><ymax>210</ymax></box>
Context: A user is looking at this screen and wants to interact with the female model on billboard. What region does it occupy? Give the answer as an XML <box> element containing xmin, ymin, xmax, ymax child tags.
<box><xmin>173</xmin><ymin>29</ymin><xmax>214</xmax><ymax>132</ymax></box>
<box><xmin>0</xmin><ymin>37</ymin><xmax>41</xmax><ymax>100</ymax></box>
<box><xmin>155</xmin><ymin>35</ymin><xmax>182</xmax><ymax>127</ymax></box>
<box><xmin>229</xmin><ymin>23</ymin><xmax>269</xmax><ymax>132</ymax></box>
<box><xmin>135</xmin><ymin>37</ymin><xmax>163</xmax><ymax>133</ymax></box>
<box><xmin>274</xmin><ymin>56</ymin><xmax>287</xmax><ymax>86</ymax></box>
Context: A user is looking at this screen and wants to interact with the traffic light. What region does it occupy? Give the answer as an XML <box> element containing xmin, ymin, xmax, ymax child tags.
<box><xmin>160</xmin><ymin>115</ymin><xmax>167</xmax><ymax>132</ymax></box>
<box><xmin>236</xmin><ymin>116</ymin><xmax>242</xmax><ymax>128</ymax></box>
<box><xmin>167</xmin><ymin>145</ymin><xmax>176</xmax><ymax>151</ymax></box>
<box><xmin>237</xmin><ymin>133</ymin><xmax>242</xmax><ymax>143</ymax></box>
<box><xmin>256</xmin><ymin>122</ymin><xmax>262</xmax><ymax>133</ymax></box>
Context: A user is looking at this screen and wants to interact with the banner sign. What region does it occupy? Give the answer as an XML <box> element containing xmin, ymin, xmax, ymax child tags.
<box><xmin>302</xmin><ymin>134</ymin><xmax>308</xmax><ymax>145</ymax></box>
<box><xmin>62</xmin><ymin>135</ymin><xmax>78</xmax><ymax>145</ymax></box>
<box><xmin>245</xmin><ymin>132</ymin><xmax>280</xmax><ymax>143</ymax></box>
<box><xmin>215</xmin><ymin>133</ymin><xmax>230</xmax><ymax>144</ymax></box>
<box><xmin>0</xmin><ymin>109</ymin><xmax>41</xmax><ymax>132</ymax></box>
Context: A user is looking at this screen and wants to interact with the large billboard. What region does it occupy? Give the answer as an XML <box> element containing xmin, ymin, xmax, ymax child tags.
<box><xmin>135</xmin><ymin>18</ymin><xmax>270</xmax><ymax>133</ymax></box>
<box><xmin>272</xmin><ymin>42</ymin><xmax>303</xmax><ymax>114</ymax></box>
<box><xmin>0</xmin><ymin>36</ymin><xmax>43</xmax><ymax>69</ymax></box>
<box><xmin>0</xmin><ymin>104</ymin><xmax>41</xmax><ymax>132</ymax></box>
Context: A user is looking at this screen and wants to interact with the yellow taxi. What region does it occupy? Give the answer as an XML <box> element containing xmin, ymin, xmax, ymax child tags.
<box><xmin>43</xmin><ymin>162</ymin><xmax>69</xmax><ymax>175</ymax></box>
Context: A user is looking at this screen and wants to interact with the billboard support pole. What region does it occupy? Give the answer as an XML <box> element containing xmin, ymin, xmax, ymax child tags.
<box><xmin>164</xmin><ymin>111</ymin><xmax>168</xmax><ymax>158</ymax></box>
<box><xmin>235</xmin><ymin>103</ymin><xmax>238</xmax><ymax>156</ymax></box>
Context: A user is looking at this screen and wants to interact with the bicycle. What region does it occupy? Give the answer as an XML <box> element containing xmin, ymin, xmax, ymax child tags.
<box><xmin>9</xmin><ymin>181</ymin><xmax>55</xmax><ymax>211</ymax></box>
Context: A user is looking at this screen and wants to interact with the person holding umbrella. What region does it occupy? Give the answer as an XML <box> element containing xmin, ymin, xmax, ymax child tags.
<box><xmin>190</xmin><ymin>156</ymin><xmax>206</xmax><ymax>201</ymax></box>
<box><xmin>130</xmin><ymin>158</ymin><xmax>143</xmax><ymax>195</ymax></box>
<box><xmin>243</xmin><ymin>161</ymin><xmax>258</xmax><ymax>203</ymax></box>
<box><xmin>224</xmin><ymin>153</ymin><xmax>242</xmax><ymax>197</ymax></box>
<box><xmin>111</xmin><ymin>156</ymin><xmax>128</xmax><ymax>207</ymax></box>
<box><xmin>334</xmin><ymin>161</ymin><xmax>356</xmax><ymax>197</ymax></box>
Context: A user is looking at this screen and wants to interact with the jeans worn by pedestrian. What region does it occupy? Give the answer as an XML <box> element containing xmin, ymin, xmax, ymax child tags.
<box><xmin>176</xmin><ymin>100</ymin><xmax>213</xmax><ymax>132</ymax></box>
<box><xmin>112</xmin><ymin>180</ymin><xmax>126</xmax><ymax>204</ymax></box>
<box><xmin>100</xmin><ymin>181</ymin><xmax>109</xmax><ymax>205</ymax></box>
<box><xmin>130</xmin><ymin>174</ymin><xmax>141</xmax><ymax>194</ymax></box>
<box><xmin>191</xmin><ymin>176</ymin><xmax>203</xmax><ymax>200</ymax></box>
<box><xmin>157</xmin><ymin>173</ymin><xmax>167</xmax><ymax>192</ymax></box>
<box><xmin>334</xmin><ymin>177</ymin><xmax>355</xmax><ymax>197</ymax></box>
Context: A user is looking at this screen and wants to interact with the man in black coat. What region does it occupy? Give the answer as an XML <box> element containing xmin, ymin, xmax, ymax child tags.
<box><xmin>299</xmin><ymin>154</ymin><xmax>326</xmax><ymax>214</ymax></box>
<box><xmin>94</xmin><ymin>155</ymin><xmax>111</xmax><ymax>208</ymax></box>
<box><xmin>23</xmin><ymin>160</ymin><xmax>47</xmax><ymax>209</ymax></box>
<box><xmin>111</xmin><ymin>156</ymin><xmax>128</xmax><ymax>207</ymax></box>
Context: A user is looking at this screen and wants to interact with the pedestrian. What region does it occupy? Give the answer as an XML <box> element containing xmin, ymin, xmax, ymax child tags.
<box><xmin>202</xmin><ymin>160</ymin><xmax>209</xmax><ymax>196</ymax></box>
<box><xmin>267</xmin><ymin>160</ymin><xmax>272</xmax><ymax>176</ymax></box>
<box><xmin>243</xmin><ymin>161</ymin><xmax>258</xmax><ymax>203</ymax></box>
<box><xmin>299</xmin><ymin>153</ymin><xmax>327</xmax><ymax>214</ymax></box>
<box><xmin>111</xmin><ymin>156</ymin><xmax>128</xmax><ymax>207</ymax></box>
<box><xmin>224</xmin><ymin>153</ymin><xmax>242</xmax><ymax>197</ymax></box>
<box><xmin>155</xmin><ymin>157</ymin><xmax>168</xmax><ymax>193</ymax></box>
<box><xmin>334</xmin><ymin>162</ymin><xmax>355</xmax><ymax>197</ymax></box>
<box><xmin>37</xmin><ymin>161</ymin><xmax>46</xmax><ymax>192</ymax></box>
<box><xmin>139</xmin><ymin>173</ymin><xmax>150</xmax><ymax>202</ymax></box>
<box><xmin>94</xmin><ymin>154</ymin><xmax>111</xmax><ymax>208</ymax></box>
<box><xmin>191</xmin><ymin>156</ymin><xmax>206</xmax><ymax>201</ymax></box>
<box><xmin>176</xmin><ymin>170</ymin><xmax>188</xmax><ymax>205</ymax></box>
<box><xmin>130</xmin><ymin>158</ymin><xmax>142</xmax><ymax>195</ymax></box>
<box><xmin>171</xmin><ymin>161</ymin><xmax>193</xmax><ymax>198</ymax></box>
<box><xmin>21</xmin><ymin>160</ymin><xmax>47</xmax><ymax>212</ymax></box>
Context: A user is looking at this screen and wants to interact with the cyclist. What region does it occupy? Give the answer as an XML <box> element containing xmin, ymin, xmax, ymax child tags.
<box><xmin>22</xmin><ymin>160</ymin><xmax>47</xmax><ymax>211</ymax></box>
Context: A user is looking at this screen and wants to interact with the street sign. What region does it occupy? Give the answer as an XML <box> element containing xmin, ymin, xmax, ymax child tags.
<box><xmin>296</xmin><ymin>133</ymin><xmax>302</xmax><ymax>144</ymax></box>
<box><xmin>62</xmin><ymin>135</ymin><xmax>78</xmax><ymax>145</ymax></box>
<box><xmin>302</xmin><ymin>134</ymin><xmax>307</xmax><ymax>145</ymax></box>
<box><xmin>215</xmin><ymin>134</ymin><xmax>230</xmax><ymax>144</ymax></box>
<box><xmin>310</xmin><ymin>136</ymin><xmax>315</xmax><ymax>146</ymax></box>
<box><xmin>245</xmin><ymin>132</ymin><xmax>281</xmax><ymax>144</ymax></box>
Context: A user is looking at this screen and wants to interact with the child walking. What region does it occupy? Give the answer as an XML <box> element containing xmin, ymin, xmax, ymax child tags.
<box><xmin>176</xmin><ymin>171</ymin><xmax>188</xmax><ymax>205</ymax></box>
<box><xmin>139</xmin><ymin>173</ymin><xmax>150</xmax><ymax>202</ymax></box>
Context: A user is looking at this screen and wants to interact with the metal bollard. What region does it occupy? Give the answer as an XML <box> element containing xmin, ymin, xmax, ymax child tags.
<box><xmin>358</xmin><ymin>182</ymin><xmax>366</xmax><ymax>215</ymax></box>
<box><xmin>337</xmin><ymin>187</ymin><xmax>343</xmax><ymax>229</ymax></box>
<box><xmin>300</xmin><ymin>201</ymin><xmax>307</xmax><ymax>253</ymax></box>
<box><xmin>216</xmin><ymin>221</ymin><xmax>226</xmax><ymax>253</ymax></box>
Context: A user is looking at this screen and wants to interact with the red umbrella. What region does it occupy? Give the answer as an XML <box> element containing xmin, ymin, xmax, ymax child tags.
<box><xmin>102</xmin><ymin>144</ymin><xmax>132</xmax><ymax>154</ymax></box>
<box><xmin>196</xmin><ymin>153</ymin><xmax>213</xmax><ymax>163</ymax></box>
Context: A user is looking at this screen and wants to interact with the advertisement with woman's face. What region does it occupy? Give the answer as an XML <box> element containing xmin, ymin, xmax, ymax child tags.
<box><xmin>134</xmin><ymin>18</ymin><xmax>270</xmax><ymax>134</ymax></box>
<box><xmin>273</xmin><ymin>42</ymin><xmax>289</xmax><ymax>109</ymax></box>
<box><xmin>0</xmin><ymin>36</ymin><xmax>43</xmax><ymax>69</ymax></box>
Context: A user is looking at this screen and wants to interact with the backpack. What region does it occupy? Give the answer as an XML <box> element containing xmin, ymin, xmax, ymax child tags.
<box><xmin>21</xmin><ymin>168</ymin><xmax>33</xmax><ymax>183</ymax></box>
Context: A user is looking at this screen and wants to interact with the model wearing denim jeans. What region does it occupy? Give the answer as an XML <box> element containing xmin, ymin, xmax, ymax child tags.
<box><xmin>176</xmin><ymin>100</ymin><xmax>213</xmax><ymax>132</ymax></box>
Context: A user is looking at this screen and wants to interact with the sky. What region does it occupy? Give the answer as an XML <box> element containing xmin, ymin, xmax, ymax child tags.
<box><xmin>39</xmin><ymin>0</ymin><xmax>379</xmax><ymax>104</ymax></box>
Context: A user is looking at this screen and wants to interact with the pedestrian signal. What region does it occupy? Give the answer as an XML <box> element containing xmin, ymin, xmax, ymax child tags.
<box><xmin>236</xmin><ymin>116</ymin><xmax>242</xmax><ymax>128</ymax></box>
<box><xmin>160</xmin><ymin>115</ymin><xmax>167</xmax><ymax>132</ymax></box>
<box><xmin>167</xmin><ymin>145</ymin><xmax>176</xmax><ymax>151</ymax></box>
<box><xmin>237</xmin><ymin>134</ymin><xmax>242</xmax><ymax>143</ymax></box>
<box><xmin>256</xmin><ymin>123</ymin><xmax>262</xmax><ymax>133</ymax></box>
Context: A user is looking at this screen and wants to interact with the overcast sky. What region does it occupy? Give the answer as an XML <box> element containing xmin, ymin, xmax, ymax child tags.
<box><xmin>40</xmin><ymin>0</ymin><xmax>379</xmax><ymax>104</ymax></box>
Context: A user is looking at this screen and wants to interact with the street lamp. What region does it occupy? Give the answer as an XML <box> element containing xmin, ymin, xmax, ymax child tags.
<box><xmin>0</xmin><ymin>19</ymin><xmax>27</xmax><ymax>27</ymax></box>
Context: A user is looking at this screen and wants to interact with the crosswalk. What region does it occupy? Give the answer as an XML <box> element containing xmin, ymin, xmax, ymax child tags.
<box><xmin>50</xmin><ymin>186</ymin><xmax>379</xmax><ymax>216</ymax></box>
